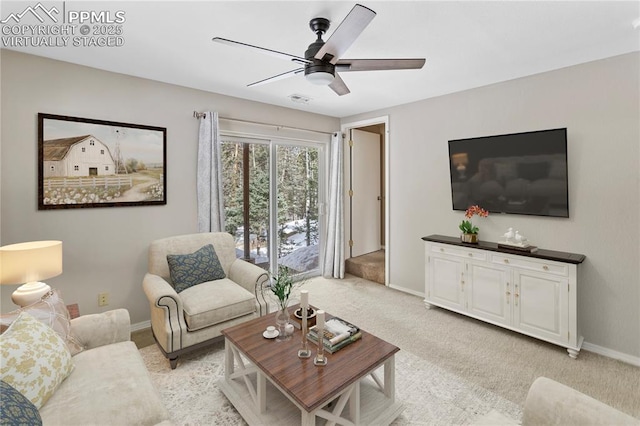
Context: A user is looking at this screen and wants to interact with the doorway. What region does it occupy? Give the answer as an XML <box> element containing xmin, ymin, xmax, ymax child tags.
<box><xmin>341</xmin><ymin>117</ymin><xmax>388</xmax><ymax>285</ymax></box>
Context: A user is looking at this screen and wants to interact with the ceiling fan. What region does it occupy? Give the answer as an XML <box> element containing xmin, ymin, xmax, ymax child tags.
<box><xmin>212</xmin><ymin>4</ymin><xmax>426</xmax><ymax>96</ymax></box>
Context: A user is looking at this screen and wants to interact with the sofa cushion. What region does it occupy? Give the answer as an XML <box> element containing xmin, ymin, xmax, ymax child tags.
<box><xmin>0</xmin><ymin>289</ymin><xmax>84</xmax><ymax>355</ymax></box>
<box><xmin>0</xmin><ymin>380</ymin><xmax>42</xmax><ymax>425</ymax></box>
<box><xmin>181</xmin><ymin>278</ymin><xmax>256</xmax><ymax>331</ymax></box>
<box><xmin>0</xmin><ymin>312</ymin><xmax>73</xmax><ymax>409</ymax></box>
<box><xmin>167</xmin><ymin>244</ymin><xmax>226</xmax><ymax>292</ymax></box>
<box><xmin>39</xmin><ymin>341</ymin><xmax>170</xmax><ymax>425</ymax></box>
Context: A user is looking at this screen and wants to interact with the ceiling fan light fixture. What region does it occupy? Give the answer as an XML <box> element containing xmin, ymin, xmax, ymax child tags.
<box><xmin>305</xmin><ymin>71</ymin><xmax>335</xmax><ymax>85</ymax></box>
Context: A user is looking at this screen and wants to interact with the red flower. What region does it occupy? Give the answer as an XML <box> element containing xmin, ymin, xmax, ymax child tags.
<box><xmin>464</xmin><ymin>205</ymin><xmax>489</xmax><ymax>219</ymax></box>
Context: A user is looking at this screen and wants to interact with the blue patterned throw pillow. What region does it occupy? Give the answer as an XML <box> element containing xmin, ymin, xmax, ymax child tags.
<box><xmin>0</xmin><ymin>380</ymin><xmax>42</xmax><ymax>425</ymax></box>
<box><xmin>166</xmin><ymin>244</ymin><xmax>226</xmax><ymax>292</ymax></box>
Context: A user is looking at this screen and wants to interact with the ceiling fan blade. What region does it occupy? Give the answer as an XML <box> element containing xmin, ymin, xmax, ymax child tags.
<box><xmin>336</xmin><ymin>58</ymin><xmax>426</xmax><ymax>72</ymax></box>
<box><xmin>329</xmin><ymin>73</ymin><xmax>350</xmax><ymax>96</ymax></box>
<box><xmin>212</xmin><ymin>37</ymin><xmax>310</xmax><ymax>65</ymax></box>
<box><xmin>247</xmin><ymin>68</ymin><xmax>305</xmax><ymax>87</ymax></box>
<box><xmin>315</xmin><ymin>4</ymin><xmax>376</xmax><ymax>64</ymax></box>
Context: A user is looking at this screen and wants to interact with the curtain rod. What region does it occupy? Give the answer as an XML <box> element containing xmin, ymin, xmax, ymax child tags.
<box><xmin>193</xmin><ymin>111</ymin><xmax>335</xmax><ymax>136</ymax></box>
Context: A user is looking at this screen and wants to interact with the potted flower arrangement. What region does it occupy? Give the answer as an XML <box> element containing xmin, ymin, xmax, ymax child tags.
<box><xmin>459</xmin><ymin>205</ymin><xmax>489</xmax><ymax>243</ymax></box>
<box><xmin>269</xmin><ymin>266</ymin><xmax>303</xmax><ymax>341</ymax></box>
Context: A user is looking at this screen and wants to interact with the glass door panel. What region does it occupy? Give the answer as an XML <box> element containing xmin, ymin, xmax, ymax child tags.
<box><xmin>275</xmin><ymin>145</ymin><xmax>320</xmax><ymax>275</ymax></box>
<box><xmin>221</xmin><ymin>140</ymin><xmax>270</xmax><ymax>270</ymax></box>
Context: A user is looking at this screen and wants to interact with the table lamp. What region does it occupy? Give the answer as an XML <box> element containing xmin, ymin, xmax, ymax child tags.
<box><xmin>0</xmin><ymin>240</ymin><xmax>62</xmax><ymax>307</ymax></box>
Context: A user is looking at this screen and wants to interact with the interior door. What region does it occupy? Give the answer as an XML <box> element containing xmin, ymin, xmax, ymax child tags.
<box><xmin>346</xmin><ymin>129</ymin><xmax>381</xmax><ymax>258</ymax></box>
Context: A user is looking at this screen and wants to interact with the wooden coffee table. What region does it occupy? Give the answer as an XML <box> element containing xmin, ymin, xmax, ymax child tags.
<box><xmin>218</xmin><ymin>305</ymin><xmax>403</xmax><ymax>425</ymax></box>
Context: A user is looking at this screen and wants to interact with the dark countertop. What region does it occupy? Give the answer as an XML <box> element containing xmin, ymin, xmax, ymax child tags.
<box><xmin>422</xmin><ymin>234</ymin><xmax>586</xmax><ymax>264</ymax></box>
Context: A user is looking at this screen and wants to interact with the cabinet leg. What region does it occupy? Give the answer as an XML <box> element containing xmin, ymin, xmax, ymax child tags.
<box><xmin>567</xmin><ymin>348</ymin><xmax>580</xmax><ymax>359</ymax></box>
<box><xmin>424</xmin><ymin>301</ymin><xmax>433</xmax><ymax>310</ymax></box>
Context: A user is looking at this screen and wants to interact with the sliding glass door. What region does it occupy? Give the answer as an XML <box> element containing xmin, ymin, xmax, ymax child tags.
<box><xmin>275</xmin><ymin>144</ymin><xmax>320</xmax><ymax>274</ymax></box>
<box><xmin>221</xmin><ymin>136</ymin><xmax>323</xmax><ymax>277</ymax></box>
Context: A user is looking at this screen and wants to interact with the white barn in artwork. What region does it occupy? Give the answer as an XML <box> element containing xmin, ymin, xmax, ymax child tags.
<box><xmin>43</xmin><ymin>135</ymin><xmax>117</xmax><ymax>178</ymax></box>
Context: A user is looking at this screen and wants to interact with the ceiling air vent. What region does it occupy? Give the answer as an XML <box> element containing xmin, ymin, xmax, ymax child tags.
<box><xmin>288</xmin><ymin>94</ymin><xmax>311</xmax><ymax>104</ymax></box>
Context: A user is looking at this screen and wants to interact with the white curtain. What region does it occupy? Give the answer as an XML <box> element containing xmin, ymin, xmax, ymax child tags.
<box><xmin>322</xmin><ymin>132</ymin><xmax>345</xmax><ymax>278</ymax></box>
<box><xmin>197</xmin><ymin>112</ymin><xmax>225</xmax><ymax>232</ymax></box>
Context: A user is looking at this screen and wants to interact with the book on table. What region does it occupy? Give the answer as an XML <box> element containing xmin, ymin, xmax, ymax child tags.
<box><xmin>307</xmin><ymin>317</ymin><xmax>361</xmax><ymax>353</ymax></box>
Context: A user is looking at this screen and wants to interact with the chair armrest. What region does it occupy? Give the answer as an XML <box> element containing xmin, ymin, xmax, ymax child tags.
<box><xmin>229</xmin><ymin>260</ymin><xmax>270</xmax><ymax>315</ymax></box>
<box><xmin>523</xmin><ymin>377</ymin><xmax>640</xmax><ymax>426</ymax></box>
<box><xmin>143</xmin><ymin>273</ymin><xmax>182</xmax><ymax>310</ymax></box>
<box><xmin>228</xmin><ymin>259</ymin><xmax>268</xmax><ymax>294</ymax></box>
<box><xmin>142</xmin><ymin>272</ymin><xmax>186</xmax><ymax>354</ymax></box>
<box><xmin>70</xmin><ymin>309</ymin><xmax>130</xmax><ymax>350</ymax></box>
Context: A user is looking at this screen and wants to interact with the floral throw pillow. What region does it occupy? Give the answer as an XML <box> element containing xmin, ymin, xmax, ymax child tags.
<box><xmin>0</xmin><ymin>312</ymin><xmax>74</xmax><ymax>409</ymax></box>
<box><xmin>166</xmin><ymin>244</ymin><xmax>226</xmax><ymax>293</ymax></box>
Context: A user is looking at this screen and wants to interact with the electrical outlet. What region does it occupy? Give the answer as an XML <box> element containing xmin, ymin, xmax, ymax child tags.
<box><xmin>98</xmin><ymin>292</ymin><xmax>109</xmax><ymax>306</ymax></box>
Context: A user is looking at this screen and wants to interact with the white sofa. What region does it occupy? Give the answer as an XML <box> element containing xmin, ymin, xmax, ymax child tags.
<box><xmin>39</xmin><ymin>309</ymin><xmax>171</xmax><ymax>425</ymax></box>
<box><xmin>476</xmin><ymin>377</ymin><xmax>639</xmax><ymax>425</ymax></box>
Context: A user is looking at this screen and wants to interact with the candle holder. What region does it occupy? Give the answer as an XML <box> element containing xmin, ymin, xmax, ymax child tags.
<box><xmin>297</xmin><ymin>306</ymin><xmax>311</xmax><ymax>358</ymax></box>
<box><xmin>313</xmin><ymin>325</ymin><xmax>328</xmax><ymax>366</ymax></box>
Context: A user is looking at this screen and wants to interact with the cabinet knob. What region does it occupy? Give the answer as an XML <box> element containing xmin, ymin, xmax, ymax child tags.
<box><xmin>440</xmin><ymin>248</ymin><xmax>444</xmax><ymax>252</ymax></box>
<box><xmin>543</xmin><ymin>265</ymin><xmax>549</xmax><ymax>271</ymax></box>
<box><xmin>468</xmin><ymin>253</ymin><xmax>472</xmax><ymax>257</ymax></box>
<box><xmin>504</xmin><ymin>259</ymin><xmax>510</xmax><ymax>264</ymax></box>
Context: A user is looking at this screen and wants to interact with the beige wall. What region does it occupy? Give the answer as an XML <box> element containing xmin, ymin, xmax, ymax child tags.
<box><xmin>2</xmin><ymin>49</ymin><xmax>638</xmax><ymax>361</ymax></box>
<box><xmin>0</xmin><ymin>50</ymin><xmax>339</xmax><ymax>325</ymax></box>
<box><xmin>343</xmin><ymin>53</ymin><xmax>640</xmax><ymax>360</ymax></box>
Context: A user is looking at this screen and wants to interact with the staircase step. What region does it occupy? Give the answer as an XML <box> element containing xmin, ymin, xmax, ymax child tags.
<box><xmin>345</xmin><ymin>250</ymin><xmax>385</xmax><ymax>284</ymax></box>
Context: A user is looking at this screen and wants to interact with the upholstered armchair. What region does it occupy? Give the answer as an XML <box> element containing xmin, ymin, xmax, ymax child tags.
<box><xmin>142</xmin><ymin>232</ymin><xmax>269</xmax><ymax>369</ymax></box>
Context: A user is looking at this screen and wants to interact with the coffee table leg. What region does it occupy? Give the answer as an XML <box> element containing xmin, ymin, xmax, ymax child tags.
<box><xmin>225</xmin><ymin>338</ymin><xmax>234</xmax><ymax>380</ymax></box>
<box><xmin>384</xmin><ymin>355</ymin><xmax>395</xmax><ymax>401</ymax></box>
<box><xmin>349</xmin><ymin>381</ymin><xmax>361</xmax><ymax>424</ymax></box>
<box><xmin>257</xmin><ymin>372</ymin><xmax>266</xmax><ymax>414</ymax></box>
<box><xmin>301</xmin><ymin>410</ymin><xmax>315</xmax><ymax>426</ymax></box>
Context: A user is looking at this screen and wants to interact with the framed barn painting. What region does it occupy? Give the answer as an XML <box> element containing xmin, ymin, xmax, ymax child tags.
<box><xmin>38</xmin><ymin>113</ymin><xmax>167</xmax><ymax>210</ymax></box>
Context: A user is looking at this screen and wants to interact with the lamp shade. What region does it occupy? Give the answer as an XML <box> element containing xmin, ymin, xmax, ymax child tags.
<box><xmin>0</xmin><ymin>240</ymin><xmax>62</xmax><ymax>285</ymax></box>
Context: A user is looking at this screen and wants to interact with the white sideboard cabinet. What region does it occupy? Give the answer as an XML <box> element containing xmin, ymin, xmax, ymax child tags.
<box><xmin>423</xmin><ymin>235</ymin><xmax>586</xmax><ymax>358</ymax></box>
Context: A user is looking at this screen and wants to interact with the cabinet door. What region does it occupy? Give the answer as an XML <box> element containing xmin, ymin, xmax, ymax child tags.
<box><xmin>513</xmin><ymin>270</ymin><xmax>569</xmax><ymax>344</ymax></box>
<box><xmin>428</xmin><ymin>255</ymin><xmax>465</xmax><ymax>311</ymax></box>
<box><xmin>467</xmin><ymin>262</ymin><xmax>511</xmax><ymax>327</ymax></box>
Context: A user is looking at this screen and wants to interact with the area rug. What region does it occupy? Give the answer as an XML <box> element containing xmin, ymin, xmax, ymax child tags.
<box><xmin>140</xmin><ymin>341</ymin><xmax>521</xmax><ymax>425</ymax></box>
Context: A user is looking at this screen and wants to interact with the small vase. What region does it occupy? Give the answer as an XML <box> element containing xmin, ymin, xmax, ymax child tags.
<box><xmin>461</xmin><ymin>233</ymin><xmax>479</xmax><ymax>243</ymax></box>
<box><xmin>275</xmin><ymin>306</ymin><xmax>292</xmax><ymax>342</ymax></box>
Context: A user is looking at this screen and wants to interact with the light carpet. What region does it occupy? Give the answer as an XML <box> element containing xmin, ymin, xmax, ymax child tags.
<box><xmin>140</xmin><ymin>340</ymin><xmax>521</xmax><ymax>425</ymax></box>
<box><xmin>139</xmin><ymin>274</ymin><xmax>640</xmax><ymax>424</ymax></box>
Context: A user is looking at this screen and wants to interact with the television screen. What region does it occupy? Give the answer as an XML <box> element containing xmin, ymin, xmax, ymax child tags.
<box><xmin>449</xmin><ymin>128</ymin><xmax>569</xmax><ymax>217</ymax></box>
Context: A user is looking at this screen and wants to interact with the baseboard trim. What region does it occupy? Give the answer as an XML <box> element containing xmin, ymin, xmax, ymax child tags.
<box><xmin>582</xmin><ymin>341</ymin><xmax>640</xmax><ymax>367</ymax></box>
<box><xmin>388</xmin><ymin>283</ymin><xmax>425</xmax><ymax>298</ymax></box>
<box><xmin>131</xmin><ymin>320</ymin><xmax>150</xmax><ymax>332</ymax></box>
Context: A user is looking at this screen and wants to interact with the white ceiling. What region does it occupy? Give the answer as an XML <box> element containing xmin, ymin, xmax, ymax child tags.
<box><xmin>3</xmin><ymin>1</ymin><xmax>639</xmax><ymax>118</ymax></box>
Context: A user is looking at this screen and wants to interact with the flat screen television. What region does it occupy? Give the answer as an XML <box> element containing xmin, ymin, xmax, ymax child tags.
<box><xmin>448</xmin><ymin>128</ymin><xmax>569</xmax><ymax>217</ymax></box>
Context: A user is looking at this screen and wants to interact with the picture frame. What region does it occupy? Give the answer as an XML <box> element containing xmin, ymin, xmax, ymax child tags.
<box><xmin>38</xmin><ymin>113</ymin><xmax>167</xmax><ymax>210</ymax></box>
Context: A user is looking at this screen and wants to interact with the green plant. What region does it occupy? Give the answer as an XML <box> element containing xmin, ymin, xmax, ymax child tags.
<box><xmin>269</xmin><ymin>266</ymin><xmax>298</xmax><ymax>311</ymax></box>
<box><xmin>459</xmin><ymin>205</ymin><xmax>489</xmax><ymax>234</ymax></box>
<box><xmin>459</xmin><ymin>220</ymin><xmax>479</xmax><ymax>234</ymax></box>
